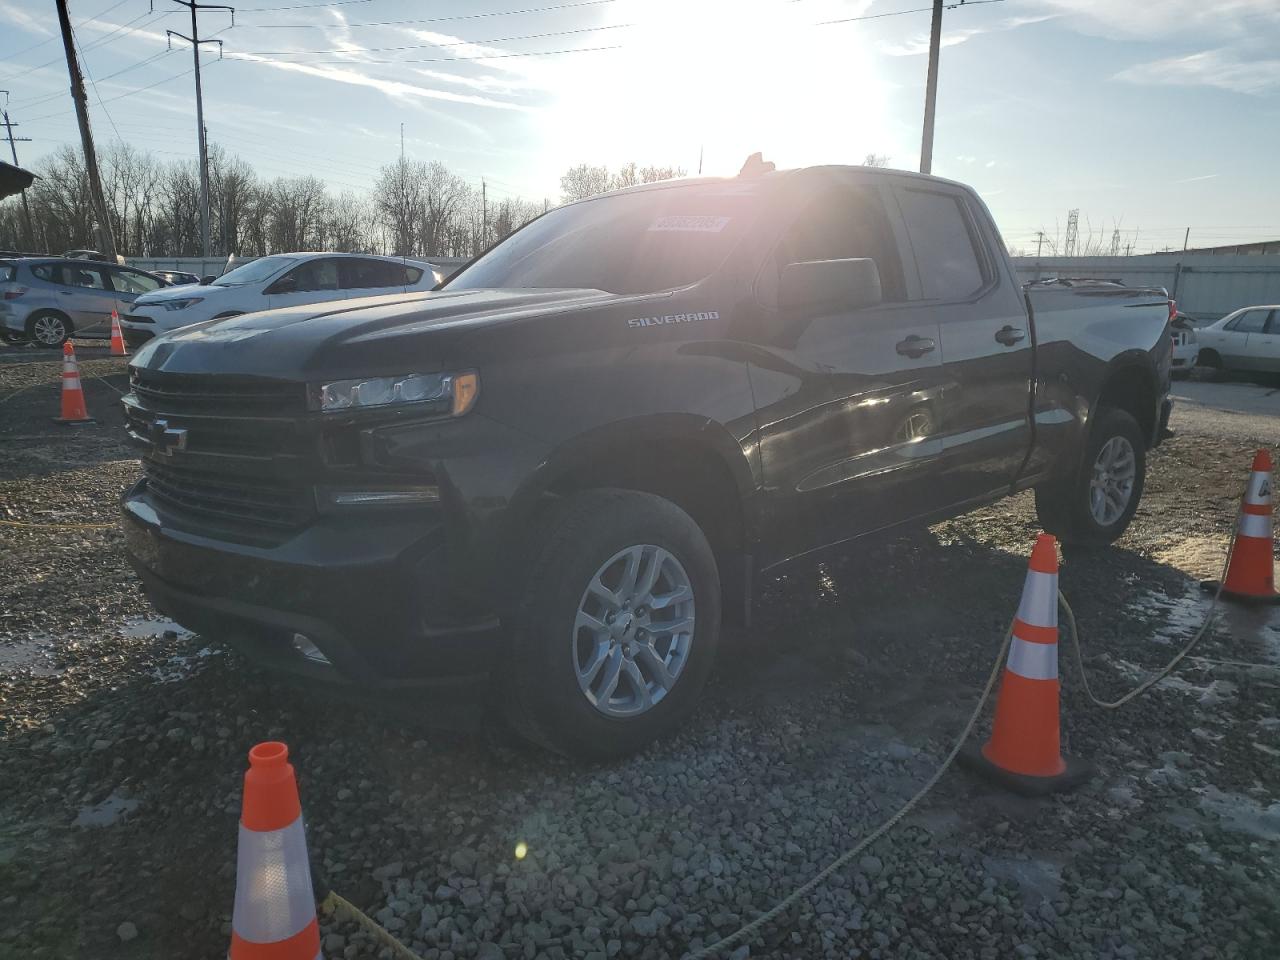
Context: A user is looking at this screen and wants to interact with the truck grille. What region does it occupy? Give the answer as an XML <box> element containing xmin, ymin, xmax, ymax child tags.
<box><xmin>129</xmin><ymin>369</ymin><xmax>307</xmax><ymax>416</ymax></box>
<box><xmin>142</xmin><ymin>458</ymin><xmax>314</xmax><ymax>530</ymax></box>
<box><xmin>126</xmin><ymin>370</ymin><xmax>316</xmax><ymax>533</ymax></box>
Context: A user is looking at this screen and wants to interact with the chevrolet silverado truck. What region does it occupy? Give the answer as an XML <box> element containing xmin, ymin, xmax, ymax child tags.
<box><xmin>120</xmin><ymin>164</ymin><xmax>1173</xmax><ymax>759</ymax></box>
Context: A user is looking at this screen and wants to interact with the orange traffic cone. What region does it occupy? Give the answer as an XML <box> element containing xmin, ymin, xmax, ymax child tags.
<box><xmin>1202</xmin><ymin>449</ymin><xmax>1280</xmax><ymax>604</ymax></box>
<box><xmin>229</xmin><ymin>743</ymin><xmax>321</xmax><ymax>960</ymax></box>
<box><xmin>959</xmin><ymin>534</ymin><xmax>1092</xmax><ymax>796</ymax></box>
<box><xmin>109</xmin><ymin>309</ymin><xmax>127</xmax><ymax>356</ymax></box>
<box><xmin>52</xmin><ymin>342</ymin><xmax>95</xmax><ymax>425</ymax></box>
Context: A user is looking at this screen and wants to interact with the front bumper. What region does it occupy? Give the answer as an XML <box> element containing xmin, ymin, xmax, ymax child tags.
<box><xmin>121</xmin><ymin>481</ymin><xmax>503</xmax><ymax>687</ymax></box>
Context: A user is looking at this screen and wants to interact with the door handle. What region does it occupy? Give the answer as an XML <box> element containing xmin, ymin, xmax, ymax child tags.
<box><xmin>896</xmin><ymin>335</ymin><xmax>936</xmax><ymax>359</ymax></box>
<box><xmin>995</xmin><ymin>325</ymin><xmax>1026</xmax><ymax>346</ymax></box>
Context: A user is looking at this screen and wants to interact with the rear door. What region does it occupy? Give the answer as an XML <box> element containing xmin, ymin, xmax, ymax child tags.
<box><xmin>52</xmin><ymin>263</ymin><xmax>116</xmax><ymax>336</ymax></box>
<box><xmin>749</xmin><ymin>170</ymin><xmax>948</xmax><ymax>563</ymax></box>
<box><xmin>338</xmin><ymin>257</ymin><xmax>411</xmax><ymax>297</ymax></box>
<box><xmin>890</xmin><ymin>183</ymin><xmax>1033</xmax><ymax>504</ymax></box>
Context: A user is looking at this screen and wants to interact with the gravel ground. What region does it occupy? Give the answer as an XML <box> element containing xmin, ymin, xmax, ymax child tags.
<box><xmin>1</xmin><ymin>344</ymin><xmax>1277</xmax><ymax>960</ymax></box>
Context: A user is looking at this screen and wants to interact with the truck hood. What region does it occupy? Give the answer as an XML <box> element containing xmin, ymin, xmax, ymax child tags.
<box><xmin>131</xmin><ymin>287</ymin><xmax>646</xmax><ymax>378</ymax></box>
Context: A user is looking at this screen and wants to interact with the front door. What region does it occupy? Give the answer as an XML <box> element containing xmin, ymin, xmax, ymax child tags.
<box><xmin>890</xmin><ymin>183</ymin><xmax>1033</xmax><ymax>504</ymax></box>
<box><xmin>747</xmin><ymin>171</ymin><xmax>947</xmax><ymax>567</ymax></box>
<box><xmin>106</xmin><ymin>266</ymin><xmax>164</xmax><ymax>316</ymax></box>
<box><xmin>1247</xmin><ymin>309</ymin><xmax>1280</xmax><ymax>372</ymax></box>
<box><xmin>266</xmin><ymin>257</ymin><xmax>344</xmax><ymax>310</ymax></box>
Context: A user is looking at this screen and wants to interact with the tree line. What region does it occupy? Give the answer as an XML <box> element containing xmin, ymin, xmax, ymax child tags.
<box><xmin>0</xmin><ymin>145</ymin><xmax>685</xmax><ymax>259</ymax></box>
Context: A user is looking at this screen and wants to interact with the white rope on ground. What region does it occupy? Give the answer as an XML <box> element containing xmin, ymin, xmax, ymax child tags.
<box><xmin>683</xmin><ymin>622</ymin><xmax>1015</xmax><ymax>959</ymax></box>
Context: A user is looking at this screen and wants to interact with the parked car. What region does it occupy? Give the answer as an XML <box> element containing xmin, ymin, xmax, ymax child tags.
<box><xmin>1193</xmin><ymin>305</ymin><xmax>1280</xmax><ymax>374</ymax></box>
<box><xmin>63</xmin><ymin>248</ymin><xmax>126</xmax><ymax>265</ymax></box>
<box><xmin>119</xmin><ymin>252</ymin><xmax>436</xmax><ymax>350</ymax></box>
<box><xmin>0</xmin><ymin>257</ymin><xmax>166</xmax><ymax>346</ymax></box>
<box><xmin>1171</xmin><ymin>310</ymin><xmax>1199</xmax><ymax>376</ymax></box>
<box><xmin>120</xmin><ymin>164</ymin><xmax>1173</xmax><ymax>758</ymax></box>
<box><xmin>152</xmin><ymin>269</ymin><xmax>202</xmax><ymax>287</ymax></box>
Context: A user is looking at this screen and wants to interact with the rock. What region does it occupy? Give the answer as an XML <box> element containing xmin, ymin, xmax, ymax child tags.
<box><xmin>477</xmin><ymin>943</ymin><xmax>504</xmax><ymax>960</ymax></box>
<box><xmin>372</xmin><ymin>862</ymin><xmax>403</xmax><ymax>881</ymax></box>
<box><xmin>450</xmin><ymin>848</ymin><xmax>479</xmax><ymax>876</ymax></box>
<box><xmin>859</xmin><ymin>855</ymin><xmax>883</xmax><ymax>877</ymax></box>
<box><xmin>324</xmin><ymin>933</ymin><xmax>346</xmax><ymax>952</ymax></box>
<box><xmin>631</xmin><ymin>915</ymin><xmax>658</xmax><ymax>937</ymax></box>
<box><xmin>616</xmin><ymin>797</ymin><xmax>639</xmax><ymax>817</ymax></box>
<box><xmin>116</xmin><ymin>922</ymin><xmax>138</xmax><ymax>942</ymax></box>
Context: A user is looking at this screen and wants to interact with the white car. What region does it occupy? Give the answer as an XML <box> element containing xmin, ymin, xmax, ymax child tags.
<box><xmin>120</xmin><ymin>252</ymin><xmax>436</xmax><ymax>350</ymax></box>
<box><xmin>1194</xmin><ymin>304</ymin><xmax>1280</xmax><ymax>375</ymax></box>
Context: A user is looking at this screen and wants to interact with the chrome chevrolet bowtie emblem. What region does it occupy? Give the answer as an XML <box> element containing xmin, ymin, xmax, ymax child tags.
<box><xmin>148</xmin><ymin>418</ymin><xmax>188</xmax><ymax>456</ymax></box>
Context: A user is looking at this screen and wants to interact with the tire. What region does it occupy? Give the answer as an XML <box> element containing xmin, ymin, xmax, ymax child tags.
<box><xmin>1035</xmin><ymin>407</ymin><xmax>1146</xmax><ymax>548</ymax></box>
<box><xmin>504</xmin><ymin>489</ymin><xmax>721</xmax><ymax>760</ymax></box>
<box><xmin>26</xmin><ymin>311</ymin><xmax>72</xmax><ymax>348</ymax></box>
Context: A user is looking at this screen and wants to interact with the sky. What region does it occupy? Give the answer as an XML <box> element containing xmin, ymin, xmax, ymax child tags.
<box><xmin>1</xmin><ymin>0</ymin><xmax>1279</xmax><ymax>254</ymax></box>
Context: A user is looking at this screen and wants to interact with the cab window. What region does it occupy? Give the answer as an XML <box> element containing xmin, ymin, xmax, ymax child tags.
<box><xmin>894</xmin><ymin>187</ymin><xmax>988</xmax><ymax>300</ymax></box>
<box><xmin>764</xmin><ymin>183</ymin><xmax>908</xmax><ymax>304</ymax></box>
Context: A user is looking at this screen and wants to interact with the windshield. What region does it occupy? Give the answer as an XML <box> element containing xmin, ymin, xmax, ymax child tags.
<box><xmin>446</xmin><ymin>182</ymin><xmax>761</xmax><ymax>296</ymax></box>
<box><xmin>212</xmin><ymin>255</ymin><xmax>299</xmax><ymax>287</ymax></box>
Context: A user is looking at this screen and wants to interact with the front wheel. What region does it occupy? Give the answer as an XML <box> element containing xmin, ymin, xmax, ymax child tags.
<box><xmin>1035</xmin><ymin>407</ymin><xmax>1147</xmax><ymax>547</ymax></box>
<box><xmin>504</xmin><ymin>489</ymin><xmax>721</xmax><ymax>760</ymax></box>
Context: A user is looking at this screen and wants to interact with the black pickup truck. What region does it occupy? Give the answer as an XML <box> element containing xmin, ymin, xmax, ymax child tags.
<box><xmin>120</xmin><ymin>164</ymin><xmax>1173</xmax><ymax>758</ymax></box>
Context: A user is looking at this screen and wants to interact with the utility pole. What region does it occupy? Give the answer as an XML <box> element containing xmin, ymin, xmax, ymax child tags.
<box><xmin>165</xmin><ymin>0</ymin><xmax>233</xmax><ymax>259</ymax></box>
<box><xmin>481</xmin><ymin>179</ymin><xmax>488</xmax><ymax>252</ymax></box>
<box><xmin>0</xmin><ymin>94</ymin><xmax>35</xmax><ymax>250</ymax></box>
<box><xmin>1182</xmin><ymin>227</ymin><xmax>1190</xmax><ymax>252</ymax></box>
<box><xmin>55</xmin><ymin>0</ymin><xmax>116</xmax><ymax>259</ymax></box>
<box><xmin>1035</xmin><ymin>230</ymin><xmax>1044</xmax><ymax>258</ymax></box>
<box><xmin>697</xmin><ymin>145</ymin><xmax>703</xmax><ymax>176</ymax></box>
<box><xmin>400</xmin><ymin>122</ymin><xmax>404</xmax><ymax>160</ymax></box>
<box><xmin>918</xmin><ymin>0</ymin><xmax>944</xmax><ymax>174</ymax></box>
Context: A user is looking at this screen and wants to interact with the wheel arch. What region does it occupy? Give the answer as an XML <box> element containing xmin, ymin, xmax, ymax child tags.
<box><xmin>1094</xmin><ymin>354</ymin><xmax>1159</xmax><ymax>444</ymax></box>
<box><xmin>503</xmin><ymin>414</ymin><xmax>759</xmax><ymax>619</ymax></box>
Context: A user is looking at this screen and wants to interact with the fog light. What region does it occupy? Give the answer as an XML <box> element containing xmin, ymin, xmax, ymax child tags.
<box><xmin>291</xmin><ymin>633</ymin><xmax>331</xmax><ymax>665</ymax></box>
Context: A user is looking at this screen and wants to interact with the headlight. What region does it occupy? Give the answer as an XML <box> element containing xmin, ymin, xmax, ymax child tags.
<box><xmin>160</xmin><ymin>297</ymin><xmax>204</xmax><ymax>311</ymax></box>
<box><xmin>314</xmin><ymin>371</ymin><xmax>479</xmax><ymax>415</ymax></box>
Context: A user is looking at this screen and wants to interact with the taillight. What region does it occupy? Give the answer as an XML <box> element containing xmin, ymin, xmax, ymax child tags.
<box><xmin>2</xmin><ymin>286</ymin><xmax>27</xmax><ymax>300</ymax></box>
<box><xmin>1168</xmin><ymin>298</ymin><xmax>1177</xmax><ymax>322</ymax></box>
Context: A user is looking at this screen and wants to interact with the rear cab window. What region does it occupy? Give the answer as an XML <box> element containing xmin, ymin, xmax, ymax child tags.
<box><xmin>894</xmin><ymin>186</ymin><xmax>989</xmax><ymax>301</ymax></box>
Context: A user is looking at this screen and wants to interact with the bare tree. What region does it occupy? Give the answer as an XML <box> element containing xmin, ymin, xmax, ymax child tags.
<box><xmin>559</xmin><ymin>163</ymin><xmax>611</xmax><ymax>203</ymax></box>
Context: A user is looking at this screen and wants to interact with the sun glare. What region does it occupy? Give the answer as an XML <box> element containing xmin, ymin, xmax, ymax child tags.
<box><xmin>537</xmin><ymin>0</ymin><xmax>895</xmax><ymax>178</ymax></box>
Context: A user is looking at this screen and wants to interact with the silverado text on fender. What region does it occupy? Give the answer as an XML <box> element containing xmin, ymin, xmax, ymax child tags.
<box><xmin>120</xmin><ymin>165</ymin><xmax>1173</xmax><ymax>759</ymax></box>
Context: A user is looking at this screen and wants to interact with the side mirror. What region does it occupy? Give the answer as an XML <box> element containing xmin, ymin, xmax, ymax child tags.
<box><xmin>779</xmin><ymin>258</ymin><xmax>882</xmax><ymax>313</ymax></box>
<box><xmin>199</xmin><ymin>275</ymin><xmax>216</xmax><ymax>285</ymax></box>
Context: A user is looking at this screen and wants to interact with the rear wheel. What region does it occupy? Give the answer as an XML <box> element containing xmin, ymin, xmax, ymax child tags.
<box><xmin>504</xmin><ymin>489</ymin><xmax>721</xmax><ymax>760</ymax></box>
<box><xmin>1035</xmin><ymin>407</ymin><xmax>1146</xmax><ymax>547</ymax></box>
<box><xmin>26</xmin><ymin>311</ymin><xmax>71</xmax><ymax>348</ymax></box>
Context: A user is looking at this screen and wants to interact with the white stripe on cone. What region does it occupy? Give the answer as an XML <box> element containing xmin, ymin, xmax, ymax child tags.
<box><xmin>1006</xmin><ymin>636</ymin><xmax>1059</xmax><ymax>681</ymax></box>
<box><xmin>231</xmin><ymin>818</ymin><xmax>317</xmax><ymax>945</ymax></box>
<box><xmin>1239</xmin><ymin>512</ymin><xmax>1272</xmax><ymax>539</ymax></box>
<box><xmin>1245</xmin><ymin>471</ymin><xmax>1272</xmax><ymax>506</ymax></box>
<box><xmin>1015</xmin><ymin>569</ymin><xmax>1058</xmax><ymax>628</ymax></box>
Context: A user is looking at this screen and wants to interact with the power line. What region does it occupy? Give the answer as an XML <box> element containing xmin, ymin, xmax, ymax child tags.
<box><xmin>1</xmin><ymin>9</ymin><xmax>162</xmax><ymax>85</ymax></box>
<box><xmin>22</xmin><ymin>60</ymin><xmax>220</xmax><ymax>124</ymax></box>
<box><xmin>239</xmin><ymin>22</ymin><xmax>633</xmax><ymax>56</ymax></box>
<box><xmin>74</xmin><ymin>31</ymin><xmax>124</xmax><ymax>147</ymax></box>
<box><xmin>0</xmin><ymin>0</ymin><xmax>132</xmax><ymax>61</ymax></box>
<box><xmin>239</xmin><ymin>0</ymin><xmax>614</xmax><ymax>20</ymax></box>
<box><xmin>226</xmin><ymin>44</ymin><xmax>623</xmax><ymax>66</ymax></box>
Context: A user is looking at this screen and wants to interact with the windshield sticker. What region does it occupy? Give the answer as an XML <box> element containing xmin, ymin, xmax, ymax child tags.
<box><xmin>628</xmin><ymin>311</ymin><xmax>719</xmax><ymax>328</ymax></box>
<box><xmin>647</xmin><ymin>216</ymin><xmax>731</xmax><ymax>233</ymax></box>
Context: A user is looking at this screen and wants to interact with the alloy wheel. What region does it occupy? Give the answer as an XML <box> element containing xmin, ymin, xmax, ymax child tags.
<box><xmin>572</xmin><ymin>544</ymin><xmax>696</xmax><ymax>718</ymax></box>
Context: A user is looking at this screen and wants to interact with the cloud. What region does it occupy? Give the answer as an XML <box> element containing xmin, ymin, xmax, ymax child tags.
<box><xmin>879</xmin><ymin>13</ymin><xmax>1056</xmax><ymax>56</ymax></box>
<box><xmin>1115</xmin><ymin>49</ymin><xmax>1280</xmax><ymax>95</ymax></box>
<box><xmin>1038</xmin><ymin>0</ymin><xmax>1279</xmax><ymax>39</ymax></box>
<box><xmin>0</xmin><ymin>0</ymin><xmax>53</xmax><ymax>37</ymax></box>
<box><xmin>1174</xmin><ymin>173</ymin><xmax>1220</xmax><ymax>184</ymax></box>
